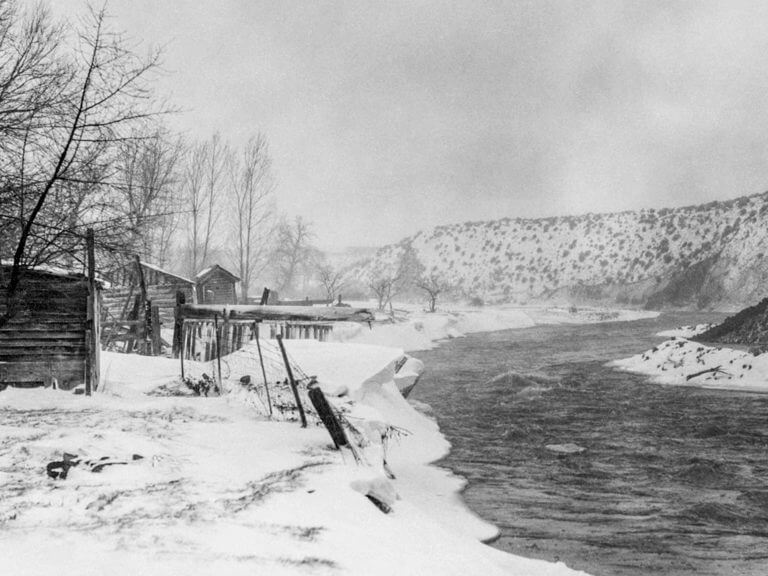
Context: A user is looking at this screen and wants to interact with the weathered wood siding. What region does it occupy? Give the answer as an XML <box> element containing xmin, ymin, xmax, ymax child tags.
<box><xmin>0</xmin><ymin>270</ymin><xmax>89</xmax><ymax>390</ymax></box>
<box><xmin>196</xmin><ymin>271</ymin><xmax>238</xmax><ymax>305</ymax></box>
<box><xmin>102</xmin><ymin>282</ymin><xmax>194</xmax><ymax>325</ymax></box>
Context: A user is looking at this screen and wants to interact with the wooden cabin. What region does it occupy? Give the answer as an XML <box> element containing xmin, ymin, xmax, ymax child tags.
<box><xmin>102</xmin><ymin>261</ymin><xmax>195</xmax><ymax>325</ymax></box>
<box><xmin>0</xmin><ymin>265</ymin><xmax>100</xmax><ymax>391</ymax></box>
<box><xmin>195</xmin><ymin>265</ymin><xmax>240</xmax><ymax>305</ymax></box>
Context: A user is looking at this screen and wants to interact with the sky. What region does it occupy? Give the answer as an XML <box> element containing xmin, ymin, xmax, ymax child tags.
<box><xmin>49</xmin><ymin>1</ymin><xmax>768</xmax><ymax>250</ymax></box>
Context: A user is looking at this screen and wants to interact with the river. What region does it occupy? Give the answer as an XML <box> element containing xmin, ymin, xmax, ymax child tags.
<box><xmin>410</xmin><ymin>312</ymin><xmax>768</xmax><ymax>576</ymax></box>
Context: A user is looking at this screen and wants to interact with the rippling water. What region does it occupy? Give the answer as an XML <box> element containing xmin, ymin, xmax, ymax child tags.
<box><xmin>410</xmin><ymin>313</ymin><xmax>768</xmax><ymax>576</ymax></box>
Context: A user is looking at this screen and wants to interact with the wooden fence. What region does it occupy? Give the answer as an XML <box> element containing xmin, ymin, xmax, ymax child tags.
<box><xmin>174</xmin><ymin>301</ymin><xmax>374</xmax><ymax>362</ymax></box>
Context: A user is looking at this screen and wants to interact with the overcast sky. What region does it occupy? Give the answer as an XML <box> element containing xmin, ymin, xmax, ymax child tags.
<box><xmin>56</xmin><ymin>1</ymin><xmax>768</xmax><ymax>249</ymax></box>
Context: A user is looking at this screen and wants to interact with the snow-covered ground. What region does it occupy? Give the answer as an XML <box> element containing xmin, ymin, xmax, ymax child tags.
<box><xmin>4</xmin><ymin>302</ymin><xmax>658</xmax><ymax>575</ymax></box>
<box><xmin>330</xmin><ymin>302</ymin><xmax>658</xmax><ymax>352</ymax></box>
<box><xmin>1</xmin><ymin>310</ymin><xmax>593</xmax><ymax>576</ymax></box>
<box><xmin>611</xmin><ymin>336</ymin><xmax>768</xmax><ymax>393</ymax></box>
<box><xmin>654</xmin><ymin>323</ymin><xmax>713</xmax><ymax>338</ymax></box>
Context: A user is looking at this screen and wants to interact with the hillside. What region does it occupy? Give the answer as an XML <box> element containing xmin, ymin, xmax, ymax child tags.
<box><xmin>353</xmin><ymin>192</ymin><xmax>768</xmax><ymax>311</ymax></box>
<box><xmin>696</xmin><ymin>297</ymin><xmax>768</xmax><ymax>345</ymax></box>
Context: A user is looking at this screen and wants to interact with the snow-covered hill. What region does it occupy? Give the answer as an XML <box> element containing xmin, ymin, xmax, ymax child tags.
<box><xmin>353</xmin><ymin>192</ymin><xmax>768</xmax><ymax>311</ymax></box>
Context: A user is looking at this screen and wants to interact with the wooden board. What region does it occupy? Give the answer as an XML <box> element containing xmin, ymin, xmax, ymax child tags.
<box><xmin>179</xmin><ymin>304</ymin><xmax>374</xmax><ymax>323</ymax></box>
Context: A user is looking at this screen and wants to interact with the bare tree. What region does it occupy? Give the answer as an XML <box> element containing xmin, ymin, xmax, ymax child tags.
<box><xmin>0</xmin><ymin>2</ymin><xmax>69</xmax><ymax>256</ymax></box>
<box><xmin>368</xmin><ymin>274</ymin><xmax>399</xmax><ymax>312</ymax></box>
<box><xmin>367</xmin><ymin>242</ymin><xmax>422</xmax><ymax>311</ymax></box>
<box><xmin>1</xmin><ymin>4</ymin><xmax>164</xmax><ymax>326</ymax></box>
<box><xmin>116</xmin><ymin>128</ymin><xmax>184</xmax><ymax>267</ymax></box>
<box><xmin>416</xmin><ymin>272</ymin><xmax>451</xmax><ymax>312</ymax></box>
<box><xmin>271</xmin><ymin>216</ymin><xmax>314</xmax><ymax>296</ymax></box>
<box><xmin>182</xmin><ymin>133</ymin><xmax>228</xmax><ymax>276</ymax></box>
<box><xmin>227</xmin><ymin>134</ymin><xmax>274</xmax><ymax>302</ymax></box>
<box><xmin>316</xmin><ymin>260</ymin><xmax>346</xmax><ymax>302</ymax></box>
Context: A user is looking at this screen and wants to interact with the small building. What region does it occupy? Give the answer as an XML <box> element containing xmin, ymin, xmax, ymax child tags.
<box><xmin>101</xmin><ymin>261</ymin><xmax>196</xmax><ymax>325</ymax></box>
<box><xmin>195</xmin><ymin>265</ymin><xmax>240</xmax><ymax>305</ymax></box>
<box><xmin>0</xmin><ymin>265</ymin><xmax>100</xmax><ymax>391</ymax></box>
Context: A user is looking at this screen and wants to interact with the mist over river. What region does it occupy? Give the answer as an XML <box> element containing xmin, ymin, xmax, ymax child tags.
<box><xmin>411</xmin><ymin>313</ymin><xmax>768</xmax><ymax>576</ymax></box>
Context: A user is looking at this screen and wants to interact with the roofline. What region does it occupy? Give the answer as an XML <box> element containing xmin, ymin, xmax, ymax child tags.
<box><xmin>139</xmin><ymin>261</ymin><xmax>195</xmax><ymax>285</ymax></box>
<box><xmin>195</xmin><ymin>264</ymin><xmax>241</xmax><ymax>283</ymax></box>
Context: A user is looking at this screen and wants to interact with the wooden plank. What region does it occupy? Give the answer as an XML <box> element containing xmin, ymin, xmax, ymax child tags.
<box><xmin>0</xmin><ymin>339</ymin><xmax>85</xmax><ymax>348</ymax></box>
<box><xmin>0</xmin><ymin>331</ymin><xmax>87</xmax><ymax>340</ymax></box>
<box><xmin>0</xmin><ymin>362</ymin><xmax>84</xmax><ymax>390</ymax></box>
<box><xmin>0</xmin><ymin>351</ymin><xmax>87</xmax><ymax>362</ymax></box>
<box><xmin>100</xmin><ymin>320</ymin><xmax>144</xmax><ymax>327</ymax></box>
<box><xmin>0</xmin><ymin>320</ymin><xmax>86</xmax><ymax>329</ymax></box>
<box><xmin>179</xmin><ymin>304</ymin><xmax>374</xmax><ymax>323</ymax></box>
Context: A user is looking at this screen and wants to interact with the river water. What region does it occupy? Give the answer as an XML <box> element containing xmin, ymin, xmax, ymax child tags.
<box><xmin>410</xmin><ymin>313</ymin><xmax>768</xmax><ymax>576</ymax></box>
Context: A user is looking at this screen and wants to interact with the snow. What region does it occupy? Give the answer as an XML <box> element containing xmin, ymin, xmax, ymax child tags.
<box><xmin>655</xmin><ymin>323</ymin><xmax>713</xmax><ymax>338</ymax></box>
<box><xmin>139</xmin><ymin>260</ymin><xmax>195</xmax><ymax>284</ymax></box>
<box><xmin>1</xmin><ymin>301</ymin><xmax>663</xmax><ymax>574</ymax></box>
<box><xmin>1</xmin><ymin>311</ymin><xmax>592</xmax><ymax>576</ymax></box>
<box><xmin>330</xmin><ymin>302</ymin><xmax>658</xmax><ymax>352</ymax></box>
<box><xmin>611</xmin><ymin>337</ymin><xmax>768</xmax><ymax>393</ymax></box>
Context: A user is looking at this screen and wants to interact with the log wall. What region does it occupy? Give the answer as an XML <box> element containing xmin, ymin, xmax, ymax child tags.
<box><xmin>102</xmin><ymin>283</ymin><xmax>194</xmax><ymax>325</ymax></box>
<box><xmin>0</xmin><ymin>271</ymin><xmax>90</xmax><ymax>390</ymax></box>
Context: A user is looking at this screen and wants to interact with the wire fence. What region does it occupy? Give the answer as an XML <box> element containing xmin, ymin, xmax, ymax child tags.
<box><xmin>180</xmin><ymin>329</ymin><xmax>321</xmax><ymax>425</ymax></box>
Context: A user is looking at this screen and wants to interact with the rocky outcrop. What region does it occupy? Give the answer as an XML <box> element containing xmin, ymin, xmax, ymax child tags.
<box><xmin>696</xmin><ymin>298</ymin><xmax>768</xmax><ymax>345</ymax></box>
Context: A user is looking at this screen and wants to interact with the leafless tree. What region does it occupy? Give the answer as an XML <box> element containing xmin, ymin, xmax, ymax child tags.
<box><xmin>316</xmin><ymin>260</ymin><xmax>346</xmax><ymax>302</ymax></box>
<box><xmin>271</xmin><ymin>216</ymin><xmax>315</xmax><ymax>296</ymax></box>
<box><xmin>115</xmin><ymin>128</ymin><xmax>184</xmax><ymax>267</ymax></box>
<box><xmin>182</xmin><ymin>133</ymin><xmax>228</xmax><ymax>277</ymax></box>
<box><xmin>1</xmin><ymin>4</ymin><xmax>165</xmax><ymax>326</ymax></box>
<box><xmin>367</xmin><ymin>242</ymin><xmax>422</xmax><ymax>311</ymax></box>
<box><xmin>227</xmin><ymin>134</ymin><xmax>274</xmax><ymax>302</ymax></box>
<box><xmin>416</xmin><ymin>272</ymin><xmax>452</xmax><ymax>312</ymax></box>
<box><xmin>368</xmin><ymin>274</ymin><xmax>399</xmax><ymax>312</ymax></box>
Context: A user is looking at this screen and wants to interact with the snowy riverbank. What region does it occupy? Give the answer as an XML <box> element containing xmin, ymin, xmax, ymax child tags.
<box><xmin>611</xmin><ymin>336</ymin><xmax>768</xmax><ymax>393</ymax></box>
<box><xmin>1</xmin><ymin>303</ymin><xmax>663</xmax><ymax>575</ymax></box>
<box><xmin>1</xmin><ymin>337</ymin><xmax>589</xmax><ymax>575</ymax></box>
<box><xmin>330</xmin><ymin>302</ymin><xmax>659</xmax><ymax>352</ymax></box>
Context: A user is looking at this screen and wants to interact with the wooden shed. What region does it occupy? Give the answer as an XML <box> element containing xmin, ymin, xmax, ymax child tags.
<box><xmin>102</xmin><ymin>261</ymin><xmax>196</xmax><ymax>325</ymax></box>
<box><xmin>0</xmin><ymin>265</ymin><xmax>100</xmax><ymax>391</ymax></box>
<box><xmin>195</xmin><ymin>265</ymin><xmax>240</xmax><ymax>305</ymax></box>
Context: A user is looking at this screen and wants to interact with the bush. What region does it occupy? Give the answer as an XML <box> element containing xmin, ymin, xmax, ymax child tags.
<box><xmin>469</xmin><ymin>295</ymin><xmax>485</xmax><ymax>307</ymax></box>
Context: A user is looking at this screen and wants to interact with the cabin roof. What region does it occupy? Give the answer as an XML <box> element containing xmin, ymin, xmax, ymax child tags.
<box><xmin>0</xmin><ymin>261</ymin><xmax>91</xmax><ymax>282</ymax></box>
<box><xmin>195</xmin><ymin>264</ymin><xmax>240</xmax><ymax>283</ymax></box>
<box><xmin>139</xmin><ymin>261</ymin><xmax>195</xmax><ymax>285</ymax></box>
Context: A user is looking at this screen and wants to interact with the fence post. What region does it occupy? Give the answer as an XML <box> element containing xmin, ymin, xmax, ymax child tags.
<box><xmin>179</xmin><ymin>320</ymin><xmax>185</xmax><ymax>380</ymax></box>
<box><xmin>173</xmin><ymin>291</ymin><xmax>185</xmax><ymax>358</ymax></box>
<box><xmin>255</xmin><ymin>331</ymin><xmax>273</xmax><ymax>416</ymax></box>
<box><xmin>133</xmin><ymin>255</ymin><xmax>148</xmax><ymax>354</ymax></box>
<box><xmin>214</xmin><ymin>313</ymin><xmax>222</xmax><ymax>389</ymax></box>
<box><xmin>150</xmin><ymin>305</ymin><xmax>161</xmax><ymax>355</ymax></box>
<box><xmin>85</xmin><ymin>228</ymin><xmax>96</xmax><ymax>396</ymax></box>
<box><xmin>276</xmin><ymin>334</ymin><xmax>307</xmax><ymax>427</ymax></box>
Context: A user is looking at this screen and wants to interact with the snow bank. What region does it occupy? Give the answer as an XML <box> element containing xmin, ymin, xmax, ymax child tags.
<box><xmin>611</xmin><ymin>337</ymin><xmax>768</xmax><ymax>392</ymax></box>
<box><xmin>655</xmin><ymin>323</ymin><xmax>713</xmax><ymax>338</ymax></box>
<box><xmin>1</xmin><ymin>339</ymin><xmax>588</xmax><ymax>576</ymax></box>
<box><xmin>329</xmin><ymin>307</ymin><xmax>535</xmax><ymax>351</ymax></box>
<box><xmin>330</xmin><ymin>302</ymin><xmax>658</xmax><ymax>352</ymax></box>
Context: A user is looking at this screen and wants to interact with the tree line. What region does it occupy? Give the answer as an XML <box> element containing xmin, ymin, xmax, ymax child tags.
<box><xmin>0</xmin><ymin>2</ymin><xmax>328</xmax><ymax>324</ymax></box>
<box><xmin>0</xmin><ymin>1</ymin><xmax>454</xmax><ymax>324</ymax></box>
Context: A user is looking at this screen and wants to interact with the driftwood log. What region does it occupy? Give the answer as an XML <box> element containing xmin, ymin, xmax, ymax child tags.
<box><xmin>686</xmin><ymin>365</ymin><xmax>730</xmax><ymax>381</ymax></box>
